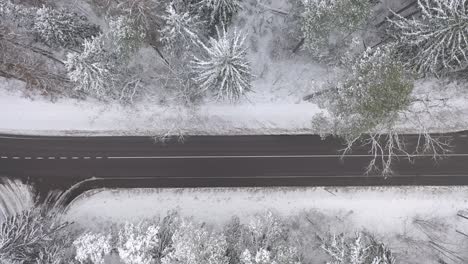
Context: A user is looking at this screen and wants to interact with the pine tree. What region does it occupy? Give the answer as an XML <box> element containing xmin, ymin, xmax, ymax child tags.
<box><xmin>33</xmin><ymin>6</ymin><xmax>100</xmax><ymax>48</ymax></box>
<box><xmin>108</xmin><ymin>15</ymin><xmax>146</xmax><ymax>57</ymax></box>
<box><xmin>191</xmin><ymin>26</ymin><xmax>252</xmax><ymax>101</ymax></box>
<box><xmin>0</xmin><ymin>2</ymin><xmax>99</xmax><ymax>48</ymax></box>
<box><xmin>388</xmin><ymin>0</ymin><xmax>468</xmax><ymax>76</ymax></box>
<box><xmin>65</xmin><ymin>36</ymin><xmax>117</xmax><ymax>98</ymax></box>
<box><xmin>320</xmin><ymin>46</ymin><xmax>414</xmax><ymax>139</ymax></box>
<box><xmin>159</xmin><ymin>5</ymin><xmax>202</xmax><ymax>54</ymax></box>
<box><xmin>311</xmin><ymin>46</ymin><xmax>418</xmax><ymax>176</ymax></box>
<box><xmin>198</xmin><ymin>0</ymin><xmax>242</xmax><ymax>25</ymax></box>
<box><xmin>300</xmin><ymin>0</ymin><xmax>371</xmax><ymax>64</ymax></box>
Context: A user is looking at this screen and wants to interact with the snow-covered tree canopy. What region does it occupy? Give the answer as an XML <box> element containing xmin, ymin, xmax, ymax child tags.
<box><xmin>198</xmin><ymin>0</ymin><xmax>242</xmax><ymax>25</ymax></box>
<box><xmin>389</xmin><ymin>0</ymin><xmax>468</xmax><ymax>76</ymax></box>
<box><xmin>191</xmin><ymin>26</ymin><xmax>252</xmax><ymax>102</ymax></box>
<box><xmin>0</xmin><ymin>2</ymin><xmax>100</xmax><ymax>48</ymax></box>
<box><xmin>323</xmin><ymin>46</ymin><xmax>414</xmax><ymax>139</ymax></box>
<box><xmin>108</xmin><ymin>15</ymin><xmax>146</xmax><ymax>57</ymax></box>
<box><xmin>321</xmin><ymin>233</ymin><xmax>395</xmax><ymax>264</ymax></box>
<box><xmin>300</xmin><ymin>0</ymin><xmax>371</xmax><ymax>63</ymax></box>
<box><xmin>159</xmin><ymin>5</ymin><xmax>203</xmax><ymax>54</ymax></box>
<box><xmin>161</xmin><ymin>220</ymin><xmax>229</xmax><ymax>264</ymax></box>
<box><xmin>34</xmin><ymin>6</ymin><xmax>100</xmax><ymax>48</ymax></box>
<box><xmin>65</xmin><ymin>36</ymin><xmax>116</xmax><ymax>98</ymax></box>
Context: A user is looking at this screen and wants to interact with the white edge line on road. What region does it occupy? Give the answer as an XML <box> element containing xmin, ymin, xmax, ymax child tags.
<box><xmin>94</xmin><ymin>174</ymin><xmax>468</xmax><ymax>180</ymax></box>
<box><xmin>107</xmin><ymin>153</ymin><xmax>468</xmax><ymax>159</ymax></box>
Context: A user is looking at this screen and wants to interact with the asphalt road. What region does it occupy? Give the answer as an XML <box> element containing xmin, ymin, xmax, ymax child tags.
<box><xmin>1</xmin><ymin>132</ymin><xmax>468</xmax><ymax>203</ymax></box>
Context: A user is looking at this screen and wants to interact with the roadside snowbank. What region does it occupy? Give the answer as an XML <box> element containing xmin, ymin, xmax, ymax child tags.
<box><xmin>2</xmin><ymin>78</ymin><xmax>468</xmax><ymax>136</ymax></box>
<box><xmin>0</xmin><ymin>85</ymin><xmax>321</xmax><ymax>135</ymax></box>
<box><xmin>66</xmin><ymin>186</ymin><xmax>468</xmax><ymax>233</ymax></box>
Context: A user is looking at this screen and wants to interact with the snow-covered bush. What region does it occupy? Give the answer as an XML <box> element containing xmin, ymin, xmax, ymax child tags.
<box><xmin>160</xmin><ymin>5</ymin><xmax>202</xmax><ymax>54</ymax></box>
<box><xmin>116</xmin><ymin>222</ymin><xmax>160</xmax><ymax>264</ymax></box>
<box><xmin>108</xmin><ymin>15</ymin><xmax>146</xmax><ymax>57</ymax></box>
<box><xmin>321</xmin><ymin>233</ymin><xmax>395</xmax><ymax>264</ymax></box>
<box><xmin>388</xmin><ymin>0</ymin><xmax>468</xmax><ymax>76</ymax></box>
<box><xmin>191</xmin><ymin>26</ymin><xmax>252</xmax><ymax>101</ymax></box>
<box><xmin>65</xmin><ymin>36</ymin><xmax>117</xmax><ymax>98</ymax></box>
<box><xmin>34</xmin><ymin>6</ymin><xmax>100</xmax><ymax>48</ymax></box>
<box><xmin>300</xmin><ymin>0</ymin><xmax>371</xmax><ymax>64</ymax></box>
<box><xmin>198</xmin><ymin>0</ymin><xmax>242</xmax><ymax>25</ymax></box>
<box><xmin>162</xmin><ymin>219</ymin><xmax>229</xmax><ymax>264</ymax></box>
<box><xmin>73</xmin><ymin>232</ymin><xmax>112</xmax><ymax>264</ymax></box>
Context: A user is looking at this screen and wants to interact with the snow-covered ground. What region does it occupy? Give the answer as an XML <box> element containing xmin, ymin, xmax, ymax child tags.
<box><xmin>2</xmin><ymin>74</ymin><xmax>468</xmax><ymax>136</ymax></box>
<box><xmin>66</xmin><ymin>186</ymin><xmax>468</xmax><ymax>263</ymax></box>
<box><xmin>0</xmin><ymin>79</ymin><xmax>322</xmax><ymax>135</ymax></box>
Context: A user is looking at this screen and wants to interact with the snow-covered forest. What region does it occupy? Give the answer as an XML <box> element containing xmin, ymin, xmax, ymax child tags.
<box><xmin>1</xmin><ymin>177</ymin><xmax>468</xmax><ymax>264</ymax></box>
<box><xmin>1</xmin><ymin>0</ymin><xmax>468</xmax><ymax>170</ymax></box>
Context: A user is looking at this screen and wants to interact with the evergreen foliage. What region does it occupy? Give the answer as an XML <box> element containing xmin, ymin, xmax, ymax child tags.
<box><xmin>34</xmin><ymin>6</ymin><xmax>100</xmax><ymax>48</ymax></box>
<box><xmin>160</xmin><ymin>5</ymin><xmax>203</xmax><ymax>54</ymax></box>
<box><xmin>300</xmin><ymin>0</ymin><xmax>371</xmax><ymax>64</ymax></box>
<box><xmin>389</xmin><ymin>0</ymin><xmax>468</xmax><ymax>76</ymax></box>
<box><xmin>191</xmin><ymin>26</ymin><xmax>252</xmax><ymax>101</ymax></box>
<box><xmin>198</xmin><ymin>0</ymin><xmax>242</xmax><ymax>25</ymax></box>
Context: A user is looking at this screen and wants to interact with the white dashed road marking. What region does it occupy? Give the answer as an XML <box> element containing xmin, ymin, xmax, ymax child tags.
<box><xmin>48</xmin><ymin>157</ymin><xmax>56</xmax><ymax>160</ymax></box>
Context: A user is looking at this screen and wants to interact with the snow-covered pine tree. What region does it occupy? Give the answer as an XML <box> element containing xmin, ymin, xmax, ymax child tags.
<box><xmin>1</xmin><ymin>2</ymin><xmax>99</xmax><ymax>48</ymax></box>
<box><xmin>312</xmin><ymin>46</ymin><xmax>416</xmax><ymax>176</ymax></box>
<box><xmin>388</xmin><ymin>0</ymin><xmax>468</xmax><ymax>76</ymax></box>
<box><xmin>322</xmin><ymin>46</ymin><xmax>414</xmax><ymax>139</ymax></box>
<box><xmin>0</xmin><ymin>1</ymin><xmax>34</xmax><ymax>28</ymax></box>
<box><xmin>300</xmin><ymin>0</ymin><xmax>371</xmax><ymax>64</ymax></box>
<box><xmin>191</xmin><ymin>26</ymin><xmax>252</xmax><ymax>101</ymax></box>
<box><xmin>159</xmin><ymin>5</ymin><xmax>202</xmax><ymax>54</ymax></box>
<box><xmin>33</xmin><ymin>6</ymin><xmax>100</xmax><ymax>48</ymax></box>
<box><xmin>65</xmin><ymin>36</ymin><xmax>117</xmax><ymax>98</ymax></box>
<box><xmin>108</xmin><ymin>15</ymin><xmax>146</xmax><ymax>58</ymax></box>
<box><xmin>198</xmin><ymin>0</ymin><xmax>242</xmax><ymax>26</ymax></box>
